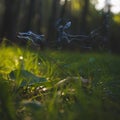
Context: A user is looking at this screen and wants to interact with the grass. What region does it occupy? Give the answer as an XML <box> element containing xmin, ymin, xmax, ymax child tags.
<box><xmin>0</xmin><ymin>45</ymin><xmax>120</xmax><ymax>120</ymax></box>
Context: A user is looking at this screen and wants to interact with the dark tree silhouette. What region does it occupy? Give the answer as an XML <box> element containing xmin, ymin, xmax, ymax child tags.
<box><xmin>1</xmin><ymin>0</ymin><xmax>21</xmax><ymax>41</ymax></box>
<box><xmin>47</xmin><ymin>0</ymin><xmax>60</xmax><ymax>41</ymax></box>
<box><xmin>34</xmin><ymin>0</ymin><xmax>43</xmax><ymax>33</ymax></box>
<box><xmin>60</xmin><ymin>0</ymin><xmax>68</xmax><ymax>19</ymax></box>
<box><xmin>23</xmin><ymin>0</ymin><xmax>35</xmax><ymax>31</ymax></box>
<box><xmin>80</xmin><ymin>0</ymin><xmax>89</xmax><ymax>34</ymax></box>
<box><xmin>102</xmin><ymin>0</ymin><xmax>111</xmax><ymax>49</ymax></box>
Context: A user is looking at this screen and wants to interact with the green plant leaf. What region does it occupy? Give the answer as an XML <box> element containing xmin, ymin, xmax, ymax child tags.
<box><xmin>9</xmin><ymin>70</ymin><xmax>47</xmax><ymax>87</ymax></box>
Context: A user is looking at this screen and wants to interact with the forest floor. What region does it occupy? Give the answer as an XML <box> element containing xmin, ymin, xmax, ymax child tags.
<box><xmin>0</xmin><ymin>45</ymin><xmax>120</xmax><ymax>120</ymax></box>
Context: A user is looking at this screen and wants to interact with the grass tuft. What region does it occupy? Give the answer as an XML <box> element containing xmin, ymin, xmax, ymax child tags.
<box><xmin>0</xmin><ymin>45</ymin><xmax>120</xmax><ymax>120</ymax></box>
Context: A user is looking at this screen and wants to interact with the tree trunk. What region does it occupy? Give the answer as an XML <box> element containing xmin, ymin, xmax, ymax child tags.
<box><xmin>102</xmin><ymin>0</ymin><xmax>111</xmax><ymax>50</ymax></box>
<box><xmin>34</xmin><ymin>0</ymin><xmax>42</xmax><ymax>33</ymax></box>
<box><xmin>60</xmin><ymin>0</ymin><xmax>68</xmax><ymax>19</ymax></box>
<box><xmin>47</xmin><ymin>0</ymin><xmax>60</xmax><ymax>41</ymax></box>
<box><xmin>1</xmin><ymin>0</ymin><xmax>21</xmax><ymax>42</ymax></box>
<box><xmin>23</xmin><ymin>0</ymin><xmax>35</xmax><ymax>31</ymax></box>
<box><xmin>80</xmin><ymin>0</ymin><xmax>89</xmax><ymax>34</ymax></box>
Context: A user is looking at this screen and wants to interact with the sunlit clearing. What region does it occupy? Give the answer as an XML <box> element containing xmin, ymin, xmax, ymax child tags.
<box><xmin>91</xmin><ymin>0</ymin><xmax>120</xmax><ymax>14</ymax></box>
<box><xmin>60</xmin><ymin>0</ymin><xmax>70</xmax><ymax>5</ymax></box>
<box><xmin>92</xmin><ymin>0</ymin><xmax>105</xmax><ymax>10</ymax></box>
<box><xmin>71</xmin><ymin>0</ymin><xmax>81</xmax><ymax>15</ymax></box>
<box><xmin>113</xmin><ymin>15</ymin><xmax>120</xmax><ymax>24</ymax></box>
<box><xmin>60</xmin><ymin>0</ymin><xmax>81</xmax><ymax>16</ymax></box>
<box><xmin>111</xmin><ymin>0</ymin><xmax>120</xmax><ymax>14</ymax></box>
<box><xmin>71</xmin><ymin>0</ymin><xmax>81</xmax><ymax>12</ymax></box>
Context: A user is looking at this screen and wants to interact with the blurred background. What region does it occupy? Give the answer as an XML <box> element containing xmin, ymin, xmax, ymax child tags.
<box><xmin>0</xmin><ymin>0</ymin><xmax>120</xmax><ymax>53</ymax></box>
